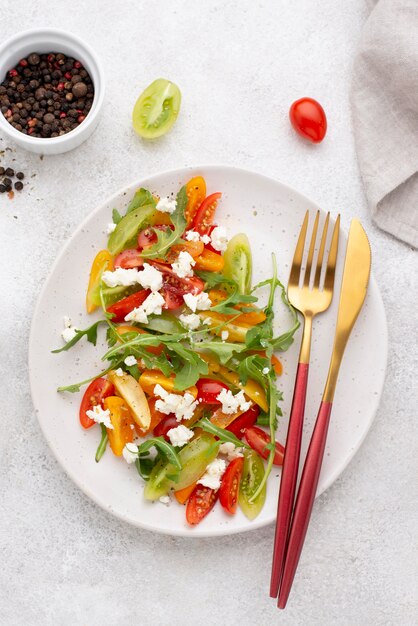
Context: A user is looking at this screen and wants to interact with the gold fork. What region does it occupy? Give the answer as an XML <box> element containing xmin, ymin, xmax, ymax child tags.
<box><xmin>270</xmin><ymin>210</ymin><xmax>340</xmax><ymax>598</ymax></box>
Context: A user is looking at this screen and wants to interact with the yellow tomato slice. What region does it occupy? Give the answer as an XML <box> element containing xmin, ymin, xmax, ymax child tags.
<box><xmin>86</xmin><ymin>250</ymin><xmax>113</xmax><ymax>314</ymax></box>
<box><xmin>194</xmin><ymin>249</ymin><xmax>224</xmax><ymax>272</ymax></box>
<box><xmin>103</xmin><ymin>396</ymin><xmax>135</xmax><ymax>456</ymax></box>
<box><xmin>185</xmin><ymin>176</ymin><xmax>206</xmax><ymax>225</ymax></box>
<box><xmin>107</xmin><ymin>371</ymin><xmax>151</xmax><ymax>429</ymax></box>
<box><xmin>138</xmin><ymin>369</ymin><xmax>198</xmax><ymax>398</ymax></box>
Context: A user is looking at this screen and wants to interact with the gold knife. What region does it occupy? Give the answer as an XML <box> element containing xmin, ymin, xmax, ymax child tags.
<box><xmin>278</xmin><ymin>219</ymin><xmax>372</xmax><ymax>609</ymax></box>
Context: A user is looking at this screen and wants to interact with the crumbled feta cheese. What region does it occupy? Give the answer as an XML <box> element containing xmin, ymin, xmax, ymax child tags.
<box><xmin>202</xmin><ymin>317</ymin><xmax>212</xmax><ymax>326</ymax></box>
<box><xmin>219</xmin><ymin>442</ymin><xmax>244</xmax><ymax>460</ymax></box>
<box><xmin>61</xmin><ymin>316</ymin><xmax>77</xmax><ymax>343</ymax></box>
<box><xmin>198</xmin><ymin>458</ymin><xmax>226</xmax><ymax>490</ymax></box>
<box><xmin>216</xmin><ymin>389</ymin><xmax>251</xmax><ymax>415</ymax></box>
<box><xmin>106</xmin><ymin>222</ymin><xmax>117</xmax><ymax>234</ymax></box>
<box><xmin>154</xmin><ymin>385</ymin><xmax>198</xmax><ymax>422</ymax></box>
<box><xmin>183</xmin><ymin>291</ymin><xmax>212</xmax><ymax>312</ymax></box>
<box><xmin>159</xmin><ymin>495</ymin><xmax>171</xmax><ymax>505</ymax></box>
<box><xmin>156</xmin><ymin>196</ymin><xmax>177</xmax><ymax>214</ymax></box>
<box><xmin>210</xmin><ymin>226</ymin><xmax>228</xmax><ymax>252</ymax></box>
<box><xmin>200</xmin><ymin>234</ymin><xmax>211</xmax><ymax>245</ymax></box>
<box><xmin>122</xmin><ymin>442</ymin><xmax>139</xmax><ymax>463</ymax></box>
<box><xmin>124</xmin><ymin>355</ymin><xmax>137</xmax><ymax>367</ymax></box>
<box><xmin>172</xmin><ymin>251</ymin><xmax>195</xmax><ymax>278</ymax></box>
<box><xmin>221</xmin><ymin>330</ymin><xmax>229</xmax><ymax>341</ymax></box>
<box><xmin>125</xmin><ymin>291</ymin><xmax>165</xmax><ymax>324</ymax></box>
<box><xmin>102</xmin><ymin>263</ymin><xmax>163</xmax><ymax>291</ymax></box>
<box><xmin>114</xmin><ymin>368</ymin><xmax>124</xmax><ymax>377</ymax></box>
<box><xmin>185</xmin><ymin>230</ymin><xmax>200</xmax><ymax>242</ymax></box>
<box><xmin>86</xmin><ymin>404</ymin><xmax>113</xmax><ymax>429</ymax></box>
<box><xmin>167</xmin><ymin>424</ymin><xmax>194</xmax><ymax>447</ymax></box>
<box><xmin>262</xmin><ymin>367</ymin><xmax>270</xmax><ymax>375</ymax></box>
<box><xmin>179</xmin><ymin>313</ymin><xmax>201</xmax><ymax>331</ymax></box>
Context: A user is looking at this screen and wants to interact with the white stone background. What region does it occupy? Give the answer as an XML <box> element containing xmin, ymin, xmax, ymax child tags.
<box><xmin>0</xmin><ymin>1</ymin><xmax>417</xmax><ymax>625</ymax></box>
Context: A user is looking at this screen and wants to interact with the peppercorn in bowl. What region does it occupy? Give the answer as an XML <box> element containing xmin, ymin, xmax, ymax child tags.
<box><xmin>0</xmin><ymin>28</ymin><xmax>105</xmax><ymax>154</ymax></box>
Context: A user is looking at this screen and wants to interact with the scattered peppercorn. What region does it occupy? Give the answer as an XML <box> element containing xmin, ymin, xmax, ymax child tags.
<box><xmin>0</xmin><ymin>184</ymin><xmax>6</xmax><ymax>193</ymax></box>
<box><xmin>5</xmin><ymin>167</ymin><xmax>14</xmax><ymax>177</ymax></box>
<box><xmin>0</xmin><ymin>165</ymin><xmax>26</xmax><ymax>194</ymax></box>
<box><xmin>2</xmin><ymin>177</ymin><xmax>12</xmax><ymax>186</ymax></box>
<box><xmin>16</xmin><ymin>171</ymin><xmax>24</xmax><ymax>180</ymax></box>
<box><xmin>0</xmin><ymin>52</ymin><xmax>94</xmax><ymax>138</ymax></box>
<box><xmin>14</xmin><ymin>181</ymin><xmax>23</xmax><ymax>191</ymax></box>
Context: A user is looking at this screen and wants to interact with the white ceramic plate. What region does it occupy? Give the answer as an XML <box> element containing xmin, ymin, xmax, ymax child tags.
<box><xmin>29</xmin><ymin>165</ymin><xmax>388</xmax><ymax>537</ymax></box>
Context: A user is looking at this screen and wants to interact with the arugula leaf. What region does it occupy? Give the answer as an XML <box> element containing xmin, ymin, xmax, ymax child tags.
<box><xmin>141</xmin><ymin>186</ymin><xmax>187</xmax><ymax>259</ymax></box>
<box><xmin>95</xmin><ymin>424</ymin><xmax>108</xmax><ymax>462</ymax></box>
<box><xmin>112</xmin><ymin>208</ymin><xmax>122</xmax><ymax>224</ymax></box>
<box><xmin>196</xmin><ymin>341</ymin><xmax>247</xmax><ymax>365</ymax></box>
<box><xmin>138</xmin><ymin>349</ymin><xmax>173</xmax><ymax>377</ymax></box>
<box><xmin>238</xmin><ymin>354</ymin><xmax>270</xmax><ymax>390</ymax></box>
<box><xmin>210</xmin><ymin>289</ymin><xmax>257</xmax><ymax>315</ymax></box>
<box><xmin>196</xmin><ymin>418</ymin><xmax>249</xmax><ymax>449</ymax></box>
<box><xmin>195</xmin><ymin>270</ymin><xmax>236</xmax><ymax>291</ymax></box>
<box><xmin>135</xmin><ymin>454</ymin><xmax>157</xmax><ymax>481</ymax></box>
<box><xmin>126</xmin><ymin>187</ymin><xmax>156</xmax><ymax>214</ymax></box>
<box><xmin>167</xmin><ymin>344</ymin><xmax>209</xmax><ymax>390</ymax></box>
<box><xmin>52</xmin><ymin>320</ymin><xmax>106</xmax><ymax>354</ymax></box>
<box><xmin>137</xmin><ymin>437</ymin><xmax>182</xmax><ymax>469</ymax></box>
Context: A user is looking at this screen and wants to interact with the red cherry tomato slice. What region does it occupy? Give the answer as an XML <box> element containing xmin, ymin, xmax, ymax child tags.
<box><xmin>244</xmin><ymin>426</ymin><xmax>284</xmax><ymax>465</ymax></box>
<box><xmin>153</xmin><ymin>414</ymin><xmax>179</xmax><ymax>441</ymax></box>
<box><xmin>137</xmin><ymin>224</ymin><xmax>173</xmax><ymax>250</ymax></box>
<box><xmin>106</xmin><ymin>289</ymin><xmax>150</xmax><ymax>323</ymax></box>
<box><xmin>150</xmin><ymin>261</ymin><xmax>205</xmax><ymax>296</ymax></box>
<box><xmin>289</xmin><ymin>97</ymin><xmax>327</xmax><ymax>144</ymax></box>
<box><xmin>186</xmin><ymin>484</ymin><xmax>219</xmax><ymax>525</ymax></box>
<box><xmin>219</xmin><ymin>457</ymin><xmax>244</xmax><ymax>514</ymax></box>
<box><xmin>202</xmin><ymin>224</ymin><xmax>217</xmax><ymax>253</ymax></box>
<box><xmin>196</xmin><ymin>378</ymin><xmax>229</xmax><ymax>404</ymax></box>
<box><xmin>79</xmin><ymin>378</ymin><xmax>115</xmax><ymax>429</ymax></box>
<box><xmin>114</xmin><ymin>248</ymin><xmax>144</xmax><ymax>269</ymax></box>
<box><xmin>226</xmin><ymin>404</ymin><xmax>260</xmax><ymax>439</ymax></box>
<box><xmin>161</xmin><ymin>284</ymin><xmax>185</xmax><ymax>310</ymax></box>
<box><xmin>190</xmin><ymin>192</ymin><xmax>222</xmax><ymax>235</ymax></box>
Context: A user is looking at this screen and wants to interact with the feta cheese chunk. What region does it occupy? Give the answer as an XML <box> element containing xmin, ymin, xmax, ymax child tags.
<box><xmin>102</xmin><ymin>263</ymin><xmax>163</xmax><ymax>292</ymax></box>
<box><xmin>179</xmin><ymin>313</ymin><xmax>201</xmax><ymax>331</ymax></box>
<box><xmin>114</xmin><ymin>368</ymin><xmax>124</xmax><ymax>377</ymax></box>
<box><xmin>210</xmin><ymin>226</ymin><xmax>228</xmax><ymax>252</ymax></box>
<box><xmin>156</xmin><ymin>196</ymin><xmax>177</xmax><ymax>213</ymax></box>
<box><xmin>124</xmin><ymin>291</ymin><xmax>165</xmax><ymax>324</ymax></box>
<box><xmin>124</xmin><ymin>355</ymin><xmax>137</xmax><ymax>367</ymax></box>
<box><xmin>122</xmin><ymin>442</ymin><xmax>139</xmax><ymax>463</ymax></box>
<box><xmin>198</xmin><ymin>458</ymin><xmax>227</xmax><ymax>490</ymax></box>
<box><xmin>219</xmin><ymin>442</ymin><xmax>244</xmax><ymax>460</ymax></box>
<box><xmin>221</xmin><ymin>330</ymin><xmax>229</xmax><ymax>341</ymax></box>
<box><xmin>86</xmin><ymin>404</ymin><xmax>113</xmax><ymax>429</ymax></box>
<box><xmin>154</xmin><ymin>384</ymin><xmax>198</xmax><ymax>422</ymax></box>
<box><xmin>159</xmin><ymin>495</ymin><xmax>171</xmax><ymax>505</ymax></box>
<box><xmin>106</xmin><ymin>222</ymin><xmax>117</xmax><ymax>234</ymax></box>
<box><xmin>262</xmin><ymin>367</ymin><xmax>270</xmax><ymax>375</ymax></box>
<box><xmin>172</xmin><ymin>251</ymin><xmax>195</xmax><ymax>278</ymax></box>
<box><xmin>185</xmin><ymin>230</ymin><xmax>211</xmax><ymax>245</ymax></box>
<box><xmin>167</xmin><ymin>424</ymin><xmax>194</xmax><ymax>447</ymax></box>
<box><xmin>200</xmin><ymin>234</ymin><xmax>211</xmax><ymax>245</ymax></box>
<box><xmin>61</xmin><ymin>316</ymin><xmax>77</xmax><ymax>343</ymax></box>
<box><xmin>183</xmin><ymin>291</ymin><xmax>212</xmax><ymax>312</ymax></box>
<box><xmin>216</xmin><ymin>389</ymin><xmax>251</xmax><ymax>415</ymax></box>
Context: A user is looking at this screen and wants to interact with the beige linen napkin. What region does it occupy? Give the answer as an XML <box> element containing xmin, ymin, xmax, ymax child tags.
<box><xmin>352</xmin><ymin>0</ymin><xmax>418</xmax><ymax>248</ymax></box>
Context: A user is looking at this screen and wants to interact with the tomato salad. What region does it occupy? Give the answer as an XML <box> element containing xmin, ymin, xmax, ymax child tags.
<box><xmin>55</xmin><ymin>176</ymin><xmax>299</xmax><ymax>525</ymax></box>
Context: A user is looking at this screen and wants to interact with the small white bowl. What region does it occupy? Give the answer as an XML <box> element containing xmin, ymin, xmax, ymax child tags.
<box><xmin>0</xmin><ymin>28</ymin><xmax>105</xmax><ymax>155</ymax></box>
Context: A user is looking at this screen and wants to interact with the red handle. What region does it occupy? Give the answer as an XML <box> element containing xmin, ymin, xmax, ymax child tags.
<box><xmin>278</xmin><ymin>400</ymin><xmax>333</xmax><ymax>609</ymax></box>
<box><xmin>270</xmin><ymin>362</ymin><xmax>309</xmax><ymax>598</ymax></box>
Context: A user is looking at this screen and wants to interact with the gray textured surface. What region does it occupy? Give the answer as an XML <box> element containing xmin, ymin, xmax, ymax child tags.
<box><xmin>0</xmin><ymin>1</ymin><xmax>417</xmax><ymax>625</ymax></box>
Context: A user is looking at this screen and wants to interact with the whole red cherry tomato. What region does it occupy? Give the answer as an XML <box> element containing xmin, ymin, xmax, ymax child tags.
<box><xmin>289</xmin><ymin>97</ymin><xmax>327</xmax><ymax>143</ymax></box>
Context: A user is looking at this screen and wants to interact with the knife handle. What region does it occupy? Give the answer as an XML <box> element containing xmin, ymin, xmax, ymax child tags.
<box><xmin>278</xmin><ymin>400</ymin><xmax>333</xmax><ymax>609</ymax></box>
<box><xmin>270</xmin><ymin>362</ymin><xmax>309</xmax><ymax>598</ymax></box>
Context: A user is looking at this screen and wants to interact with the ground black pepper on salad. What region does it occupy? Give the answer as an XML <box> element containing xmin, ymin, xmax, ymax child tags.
<box><xmin>54</xmin><ymin>176</ymin><xmax>300</xmax><ymax>525</ymax></box>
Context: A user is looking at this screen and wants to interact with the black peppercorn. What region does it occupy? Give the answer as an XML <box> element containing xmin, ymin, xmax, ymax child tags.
<box><xmin>0</xmin><ymin>184</ymin><xmax>6</xmax><ymax>193</ymax></box>
<box><xmin>16</xmin><ymin>172</ymin><xmax>24</xmax><ymax>180</ymax></box>
<box><xmin>28</xmin><ymin>53</ymin><xmax>40</xmax><ymax>65</ymax></box>
<box><xmin>0</xmin><ymin>166</ymin><xmax>4</xmax><ymax>175</ymax></box>
<box><xmin>5</xmin><ymin>168</ymin><xmax>14</xmax><ymax>177</ymax></box>
<box><xmin>3</xmin><ymin>177</ymin><xmax>12</xmax><ymax>186</ymax></box>
<box><xmin>14</xmin><ymin>181</ymin><xmax>24</xmax><ymax>190</ymax></box>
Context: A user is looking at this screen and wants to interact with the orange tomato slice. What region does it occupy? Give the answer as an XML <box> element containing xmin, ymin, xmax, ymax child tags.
<box><xmin>104</xmin><ymin>396</ymin><xmax>135</xmax><ymax>456</ymax></box>
<box><xmin>185</xmin><ymin>176</ymin><xmax>206</xmax><ymax>225</ymax></box>
<box><xmin>194</xmin><ymin>249</ymin><xmax>224</xmax><ymax>272</ymax></box>
<box><xmin>86</xmin><ymin>250</ymin><xmax>113</xmax><ymax>314</ymax></box>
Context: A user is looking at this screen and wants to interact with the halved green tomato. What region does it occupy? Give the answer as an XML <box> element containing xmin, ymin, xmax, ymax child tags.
<box><xmin>239</xmin><ymin>449</ymin><xmax>266</xmax><ymax>520</ymax></box>
<box><xmin>132</xmin><ymin>78</ymin><xmax>181</xmax><ymax>139</ymax></box>
<box><xmin>223</xmin><ymin>233</ymin><xmax>252</xmax><ymax>295</ymax></box>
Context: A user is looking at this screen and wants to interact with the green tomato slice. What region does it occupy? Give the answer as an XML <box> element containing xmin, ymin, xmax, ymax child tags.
<box><xmin>142</xmin><ymin>312</ymin><xmax>184</xmax><ymax>335</ymax></box>
<box><xmin>132</xmin><ymin>78</ymin><xmax>181</xmax><ymax>139</ymax></box>
<box><xmin>223</xmin><ymin>233</ymin><xmax>252</xmax><ymax>294</ymax></box>
<box><xmin>107</xmin><ymin>204</ymin><xmax>156</xmax><ymax>255</ymax></box>
<box><xmin>239</xmin><ymin>449</ymin><xmax>266</xmax><ymax>520</ymax></box>
<box><xmin>144</xmin><ymin>433</ymin><xmax>218</xmax><ymax>501</ymax></box>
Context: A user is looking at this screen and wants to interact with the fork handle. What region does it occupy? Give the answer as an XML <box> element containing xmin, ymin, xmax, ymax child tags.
<box><xmin>270</xmin><ymin>362</ymin><xmax>309</xmax><ymax>598</ymax></box>
<box><xmin>278</xmin><ymin>400</ymin><xmax>333</xmax><ymax>609</ymax></box>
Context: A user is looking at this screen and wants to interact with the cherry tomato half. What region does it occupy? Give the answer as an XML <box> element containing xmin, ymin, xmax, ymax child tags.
<box><xmin>161</xmin><ymin>284</ymin><xmax>185</xmax><ymax>310</ymax></box>
<box><xmin>137</xmin><ymin>224</ymin><xmax>172</xmax><ymax>250</ymax></box>
<box><xmin>196</xmin><ymin>378</ymin><xmax>229</xmax><ymax>405</ymax></box>
<box><xmin>226</xmin><ymin>404</ymin><xmax>260</xmax><ymax>439</ymax></box>
<box><xmin>114</xmin><ymin>248</ymin><xmax>144</xmax><ymax>269</ymax></box>
<box><xmin>185</xmin><ymin>176</ymin><xmax>206</xmax><ymax>226</ymax></box>
<box><xmin>191</xmin><ymin>192</ymin><xmax>222</xmax><ymax>235</ymax></box>
<box><xmin>219</xmin><ymin>457</ymin><xmax>244</xmax><ymax>515</ymax></box>
<box><xmin>186</xmin><ymin>484</ymin><xmax>218</xmax><ymax>525</ymax></box>
<box><xmin>107</xmin><ymin>289</ymin><xmax>150</xmax><ymax>323</ymax></box>
<box><xmin>132</xmin><ymin>78</ymin><xmax>181</xmax><ymax>139</ymax></box>
<box><xmin>79</xmin><ymin>378</ymin><xmax>115</xmax><ymax>429</ymax></box>
<box><xmin>289</xmin><ymin>97</ymin><xmax>327</xmax><ymax>144</ymax></box>
<box><xmin>244</xmin><ymin>426</ymin><xmax>284</xmax><ymax>466</ymax></box>
<box><xmin>153</xmin><ymin>414</ymin><xmax>179</xmax><ymax>441</ymax></box>
<box><xmin>150</xmin><ymin>261</ymin><xmax>205</xmax><ymax>296</ymax></box>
